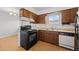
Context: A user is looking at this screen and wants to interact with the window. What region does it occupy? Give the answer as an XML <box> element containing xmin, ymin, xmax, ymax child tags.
<box><xmin>47</xmin><ymin>12</ymin><xmax>61</xmax><ymax>24</ymax></box>
<box><xmin>49</xmin><ymin>14</ymin><xmax>59</xmax><ymax>21</ymax></box>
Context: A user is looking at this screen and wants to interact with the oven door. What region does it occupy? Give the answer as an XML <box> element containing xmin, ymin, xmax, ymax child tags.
<box><xmin>28</xmin><ymin>31</ymin><xmax>37</xmax><ymax>47</ymax></box>
<box><xmin>29</xmin><ymin>33</ymin><xmax>37</xmax><ymax>42</ymax></box>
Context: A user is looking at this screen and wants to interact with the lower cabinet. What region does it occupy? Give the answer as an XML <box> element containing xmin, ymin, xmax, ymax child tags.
<box><xmin>47</xmin><ymin>31</ymin><xmax>59</xmax><ymax>45</ymax></box>
<box><xmin>38</xmin><ymin>30</ymin><xmax>59</xmax><ymax>45</ymax></box>
<box><xmin>37</xmin><ymin>30</ymin><xmax>75</xmax><ymax>50</ymax></box>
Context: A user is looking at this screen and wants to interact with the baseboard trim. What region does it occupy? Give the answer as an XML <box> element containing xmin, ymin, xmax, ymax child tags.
<box><xmin>0</xmin><ymin>32</ymin><xmax>18</xmax><ymax>39</ymax></box>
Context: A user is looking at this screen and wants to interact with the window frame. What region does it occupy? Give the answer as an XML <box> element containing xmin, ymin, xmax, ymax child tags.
<box><xmin>46</xmin><ymin>12</ymin><xmax>62</xmax><ymax>25</ymax></box>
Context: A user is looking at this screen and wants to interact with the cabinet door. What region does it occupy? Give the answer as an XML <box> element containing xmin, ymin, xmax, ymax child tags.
<box><xmin>20</xmin><ymin>8</ymin><xmax>31</xmax><ymax>17</ymax></box>
<box><xmin>37</xmin><ymin>14</ymin><xmax>46</xmax><ymax>24</ymax></box>
<box><xmin>62</xmin><ymin>9</ymin><xmax>71</xmax><ymax>24</ymax></box>
<box><xmin>47</xmin><ymin>31</ymin><xmax>59</xmax><ymax>45</ymax></box>
<box><xmin>38</xmin><ymin>30</ymin><xmax>59</xmax><ymax>45</ymax></box>
<box><xmin>23</xmin><ymin>10</ymin><xmax>30</xmax><ymax>17</ymax></box>
<box><xmin>20</xmin><ymin>8</ymin><xmax>38</xmax><ymax>23</ymax></box>
<box><xmin>39</xmin><ymin>30</ymin><xmax>47</xmax><ymax>41</ymax></box>
<box><xmin>62</xmin><ymin>8</ymin><xmax>78</xmax><ymax>24</ymax></box>
<box><xmin>70</xmin><ymin>8</ymin><xmax>78</xmax><ymax>23</ymax></box>
<box><xmin>31</xmin><ymin>13</ymin><xmax>38</xmax><ymax>23</ymax></box>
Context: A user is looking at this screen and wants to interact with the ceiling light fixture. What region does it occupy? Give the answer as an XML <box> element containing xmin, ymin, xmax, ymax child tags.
<box><xmin>9</xmin><ymin>12</ymin><xmax>17</xmax><ymax>16</ymax></box>
<box><xmin>9</xmin><ymin>9</ymin><xmax>17</xmax><ymax>16</ymax></box>
<box><xmin>13</xmin><ymin>13</ymin><xmax>17</xmax><ymax>16</ymax></box>
<box><xmin>9</xmin><ymin>12</ymin><xmax>13</xmax><ymax>15</ymax></box>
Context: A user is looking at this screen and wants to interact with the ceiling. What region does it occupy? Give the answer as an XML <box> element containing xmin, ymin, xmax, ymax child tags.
<box><xmin>32</xmin><ymin>7</ymin><xmax>51</xmax><ymax>11</ymax></box>
<box><xmin>25</xmin><ymin>7</ymin><xmax>73</xmax><ymax>15</ymax></box>
<box><xmin>0</xmin><ymin>7</ymin><xmax>76</xmax><ymax>15</ymax></box>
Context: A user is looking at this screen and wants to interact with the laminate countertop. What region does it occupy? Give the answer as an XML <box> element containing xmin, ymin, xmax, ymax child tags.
<box><xmin>52</xmin><ymin>29</ymin><xmax>75</xmax><ymax>33</ymax></box>
<box><xmin>38</xmin><ymin>29</ymin><xmax>75</xmax><ymax>33</ymax></box>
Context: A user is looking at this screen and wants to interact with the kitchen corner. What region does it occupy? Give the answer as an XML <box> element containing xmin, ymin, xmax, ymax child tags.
<box><xmin>19</xmin><ymin>7</ymin><xmax>78</xmax><ymax>51</ymax></box>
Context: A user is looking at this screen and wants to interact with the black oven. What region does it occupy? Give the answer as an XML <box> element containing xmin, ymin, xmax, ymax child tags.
<box><xmin>20</xmin><ymin>30</ymin><xmax>37</xmax><ymax>50</ymax></box>
<box><xmin>20</xmin><ymin>25</ymin><xmax>37</xmax><ymax>50</ymax></box>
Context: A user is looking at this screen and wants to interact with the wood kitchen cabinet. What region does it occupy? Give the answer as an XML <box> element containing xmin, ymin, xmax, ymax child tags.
<box><xmin>20</xmin><ymin>8</ymin><xmax>38</xmax><ymax>23</ymax></box>
<box><xmin>37</xmin><ymin>30</ymin><xmax>47</xmax><ymax>41</ymax></box>
<box><xmin>62</xmin><ymin>9</ymin><xmax>71</xmax><ymax>24</ymax></box>
<box><xmin>31</xmin><ymin>13</ymin><xmax>38</xmax><ymax>23</ymax></box>
<box><xmin>38</xmin><ymin>30</ymin><xmax>59</xmax><ymax>45</ymax></box>
<box><xmin>20</xmin><ymin>8</ymin><xmax>31</xmax><ymax>17</ymax></box>
<box><xmin>62</xmin><ymin>8</ymin><xmax>78</xmax><ymax>24</ymax></box>
<box><xmin>20</xmin><ymin>8</ymin><xmax>47</xmax><ymax>24</ymax></box>
<box><xmin>70</xmin><ymin>8</ymin><xmax>78</xmax><ymax>23</ymax></box>
<box><xmin>47</xmin><ymin>31</ymin><xmax>59</xmax><ymax>45</ymax></box>
<box><xmin>36</xmin><ymin>14</ymin><xmax>47</xmax><ymax>24</ymax></box>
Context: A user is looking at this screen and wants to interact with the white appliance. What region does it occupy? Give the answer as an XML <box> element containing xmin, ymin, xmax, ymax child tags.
<box><xmin>59</xmin><ymin>32</ymin><xmax>74</xmax><ymax>50</ymax></box>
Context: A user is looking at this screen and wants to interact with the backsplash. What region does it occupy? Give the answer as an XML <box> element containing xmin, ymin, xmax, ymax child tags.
<box><xmin>20</xmin><ymin>11</ymin><xmax>75</xmax><ymax>30</ymax></box>
<box><xmin>20</xmin><ymin>20</ymin><xmax>75</xmax><ymax>30</ymax></box>
<box><xmin>31</xmin><ymin>23</ymin><xmax>75</xmax><ymax>30</ymax></box>
<box><xmin>51</xmin><ymin>24</ymin><xmax>75</xmax><ymax>29</ymax></box>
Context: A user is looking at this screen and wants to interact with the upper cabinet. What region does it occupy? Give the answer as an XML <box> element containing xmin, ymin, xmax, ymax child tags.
<box><xmin>62</xmin><ymin>8</ymin><xmax>78</xmax><ymax>24</ymax></box>
<box><xmin>36</xmin><ymin>14</ymin><xmax>47</xmax><ymax>24</ymax></box>
<box><xmin>20</xmin><ymin>8</ymin><xmax>38</xmax><ymax>23</ymax></box>
<box><xmin>20</xmin><ymin>8</ymin><xmax>31</xmax><ymax>17</ymax></box>
<box><xmin>20</xmin><ymin>8</ymin><xmax>78</xmax><ymax>24</ymax></box>
<box><xmin>31</xmin><ymin>13</ymin><xmax>38</xmax><ymax>23</ymax></box>
<box><xmin>62</xmin><ymin>9</ymin><xmax>71</xmax><ymax>24</ymax></box>
<box><xmin>70</xmin><ymin>8</ymin><xmax>78</xmax><ymax>23</ymax></box>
